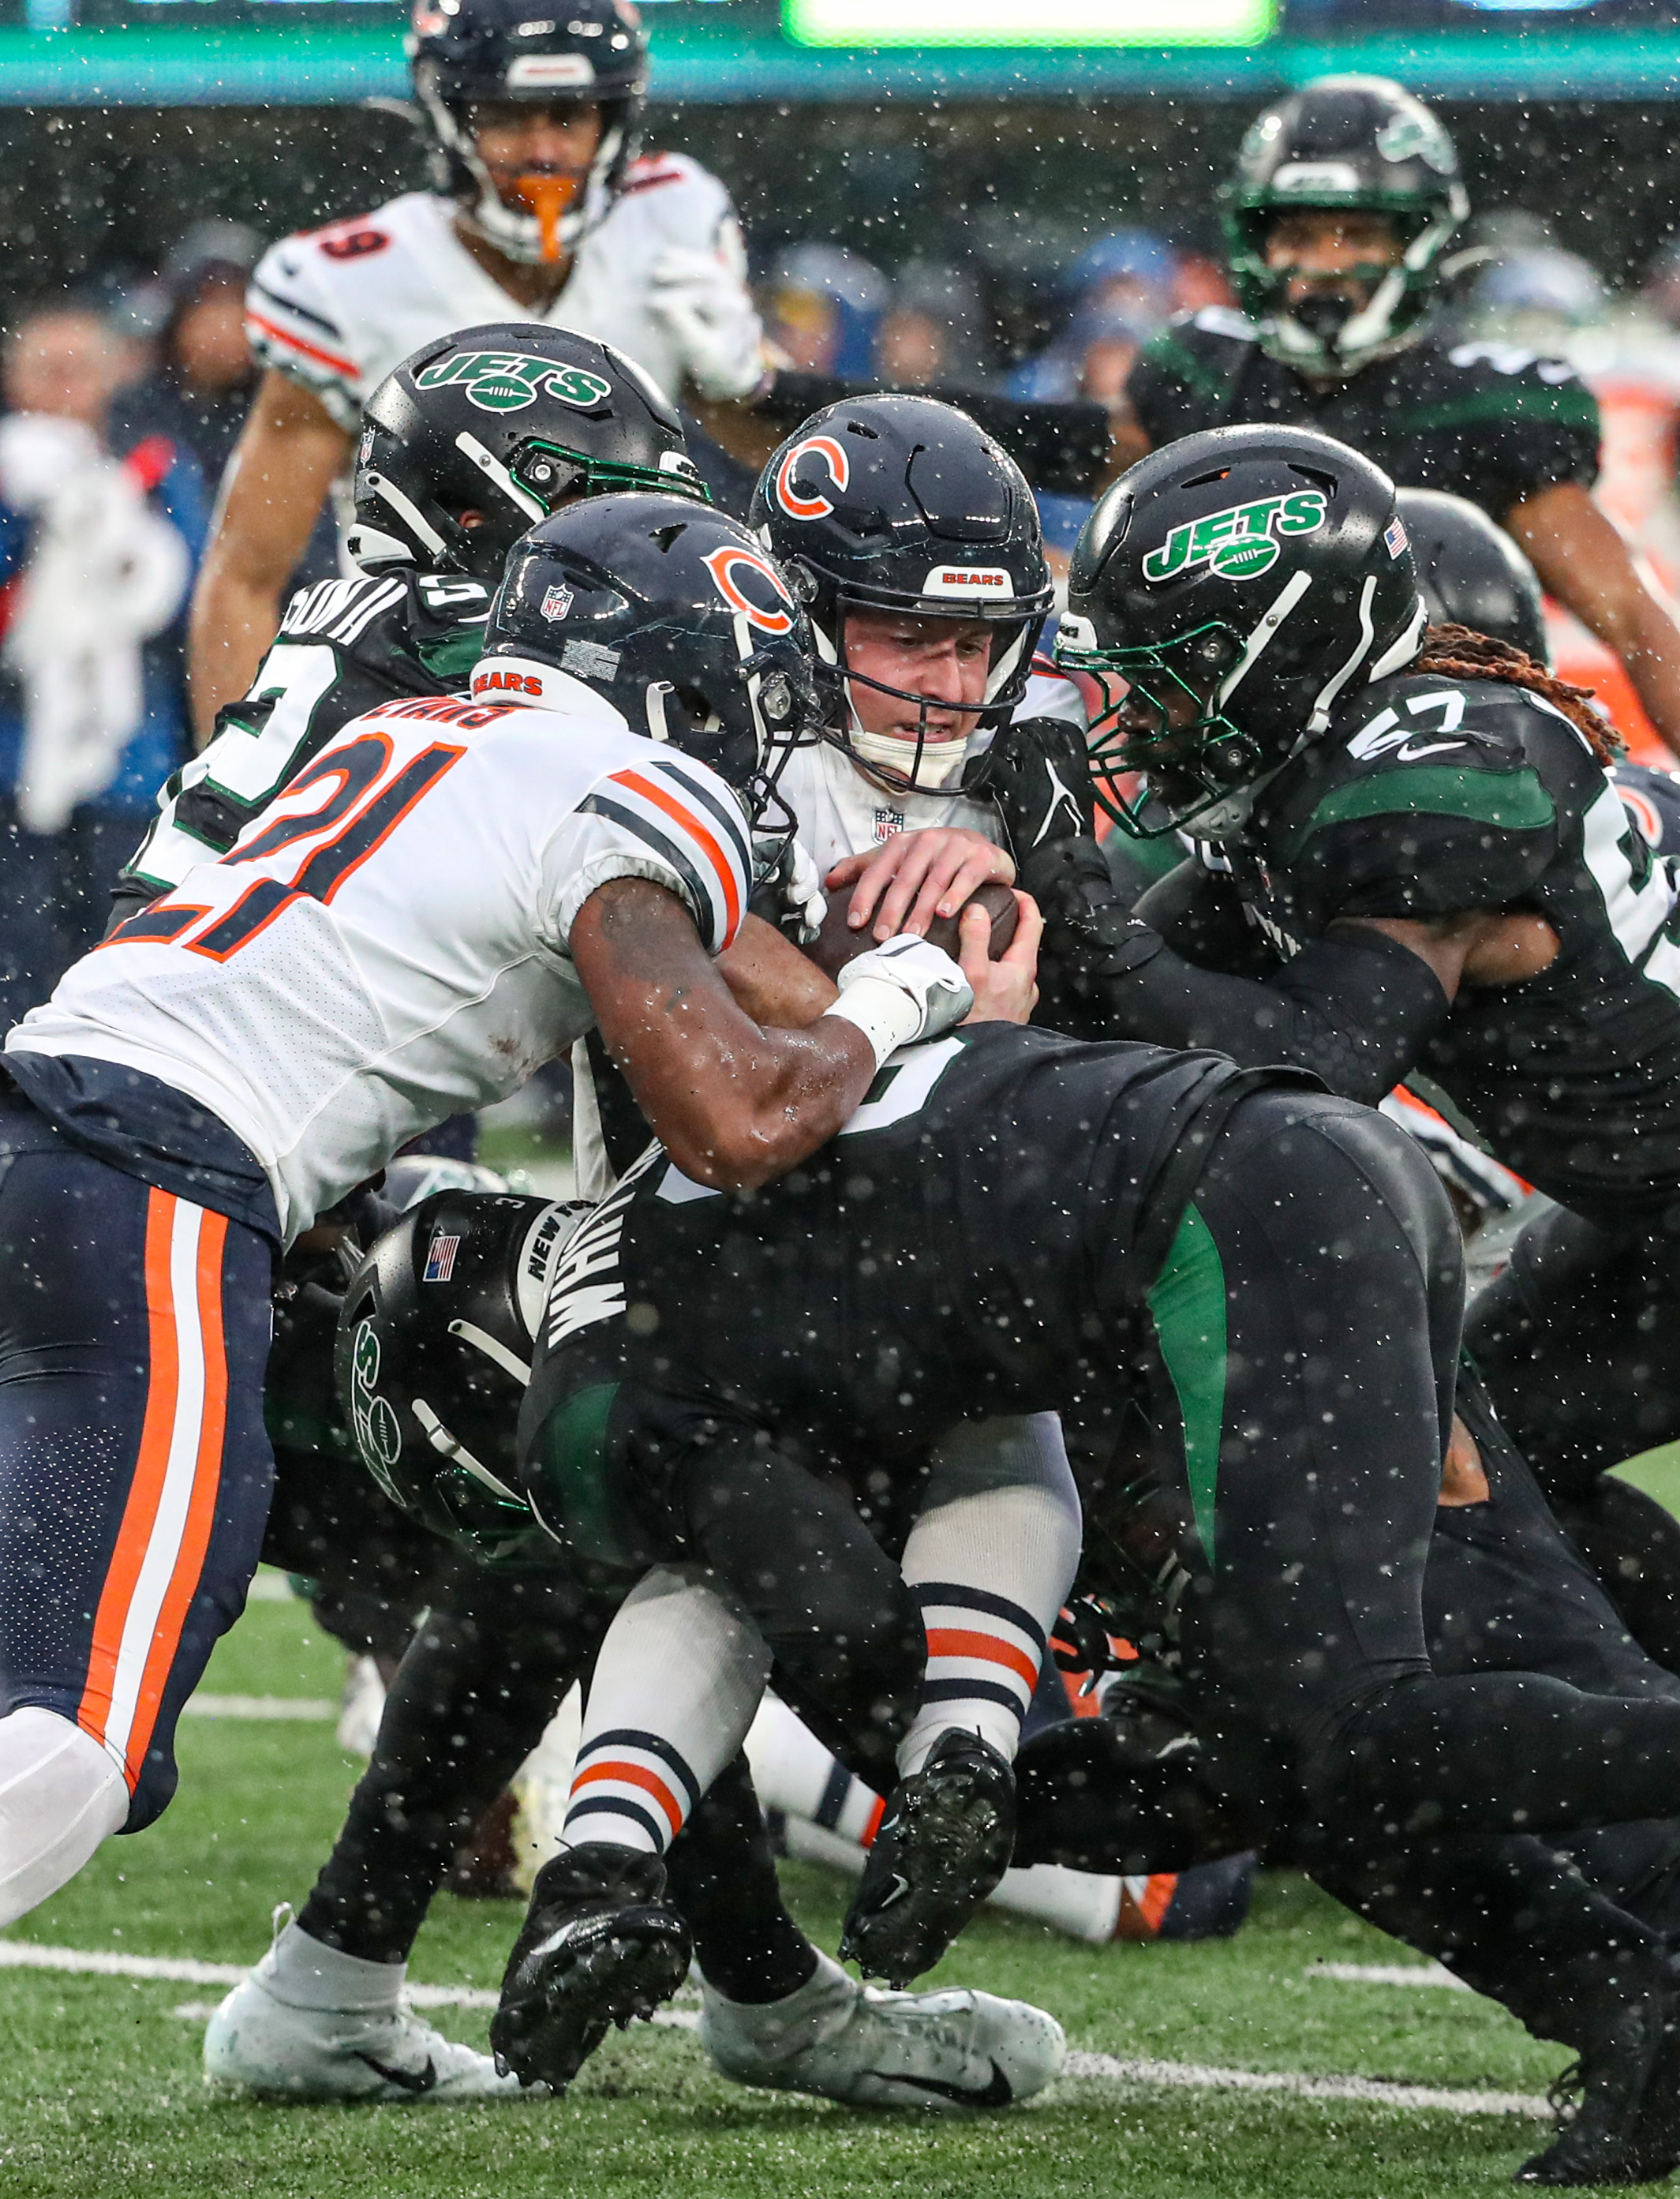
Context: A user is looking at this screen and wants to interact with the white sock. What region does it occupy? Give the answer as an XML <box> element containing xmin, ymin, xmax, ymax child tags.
<box><xmin>261</xmin><ymin>1919</ymin><xmax>404</xmax><ymax>2013</ymax></box>
<box><xmin>563</xmin><ymin>1565</ymin><xmax>772</xmax><ymax>1856</ymax></box>
<box><xmin>896</xmin><ymin>1419</ymin><xmax>1083</xmax><ymax>1778</ymax></box>
<box><xmin>0</xmin><ymin>1706</ymin><xmax>128</xmax><ymax>1928</ymax></box>
<box><xmin>745</xmin><ymin>1694</ymin><xmax>884</xmax><ymax>1846</ymax></box>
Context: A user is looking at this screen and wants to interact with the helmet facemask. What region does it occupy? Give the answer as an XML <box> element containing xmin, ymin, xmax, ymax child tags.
<box><xmin>1232</xmin><ymin>201</ymin><xmax>1465</xmax><ymax>377</ymax></box>
<box><xmin>1058</xmin><ymin>620</ymin><xmax>1274</xmax><ymax>841</ymax></box>
<box><xmin>417</xmin><ymin>69</ymin><xmax>633</xmax><ymax>267</ymax></box>
<box><xmin>351</xmin><ymin>426</ymin><xmax>706</xmax><ymax>583</ymax></box>
<box><xmin>805</xmin><ymin>586</ymin><xmax>1046</xmax><ymax>798</ymax></box>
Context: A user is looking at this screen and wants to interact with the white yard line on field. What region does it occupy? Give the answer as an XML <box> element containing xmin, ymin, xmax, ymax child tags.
<box><xmin>0</xmin><ymin>1939</ymin><xmax>1546</xmax><ymax>2116</ymax></box>
<box><xmin>0</xmin><ymin>1941</ymin><xmax>496</xmax><ymax>2008</ymax></box>
<box><xmin>1306</xmin><ymin>1961</ymin><xmax>1469</xmax><ymax>1989</ymax></box>
<box><xmin>1061</xmin><ymin>2051</ymin><xmax>1546</xmax><ymax>2118</ymax></box>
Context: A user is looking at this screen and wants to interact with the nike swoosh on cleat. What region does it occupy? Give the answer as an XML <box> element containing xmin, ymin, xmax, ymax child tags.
<box><xmin>860</xmin><ymin>2059</ymin><xmax>1015</xmax><ymax>2108</ymax></box>
<box><xmin>352</xmin><ymin>2051</ymin><xmax>439</xmax><ymax>2096</ymax></box>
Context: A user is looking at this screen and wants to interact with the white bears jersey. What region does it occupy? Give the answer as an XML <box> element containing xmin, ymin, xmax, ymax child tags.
<box><xmin>247</xmin><ymin>161</ymin><xmax>759</xmax><ymax>427</ymax></box>
<box><xmin>9</xmin><ymin>695</ymin><xmax>750</xmax><ymax>1246</ymax></box>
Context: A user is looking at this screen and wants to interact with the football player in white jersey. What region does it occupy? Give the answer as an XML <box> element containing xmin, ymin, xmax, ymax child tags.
<box><xmin>752</xmin><ymin>393</ymin><xmax>1089</xmax><ymax>949</ymax></box>
<box><xmin>571</xmin><ymin>393</ymin><xmax>1082</xmax><ymax>1197</ymax></box>
<box><xmin>187</xmin><ymin>0</ymin><xmax>1140</xmax><ymax>742</ymax></box>
<box><xmin>189</xmin><ymin>0</ymin><xmax>772</xmax><ymax>740</ymax></box>
<box><xmin>0</xmin><ymin>496</ymin><xmax>993</xmax><ymax>1928</ymax></box>
<box><xmin>121</xmin><ymin>320</ymin><xmax>707</xmax><ymax>923</ymax></box>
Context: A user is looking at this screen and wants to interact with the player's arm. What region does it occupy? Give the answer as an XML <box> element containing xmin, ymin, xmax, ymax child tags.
<box><xmin>1031</xmin><ymin>840</ymin><xmax>1457</xmax><ymax>1102</ymax></box>
<box><xmin>187</xmin><ymin>370</ymin><xmax>352</xmax><ymax>744</ymax></box>
<box><xmin>574</xmin><ymin>880</ymin><xmax>1002</xmax><ymax>1189</ymax></box>
<box><xmin>573</xmin><ymin>881</ymin><xmax>875</xmax><ymax>1188</ymax></box>
<box><xmin>1504</xmin><ymin>479</ymin><xmax>1680</xmax><ymax>762</ymax></box>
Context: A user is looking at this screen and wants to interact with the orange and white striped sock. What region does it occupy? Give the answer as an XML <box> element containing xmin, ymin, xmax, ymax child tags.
<box><xmin>895</xmin><ymin>1470</ymin><xmax>1080</xmax><ymax>1778</ymax></box>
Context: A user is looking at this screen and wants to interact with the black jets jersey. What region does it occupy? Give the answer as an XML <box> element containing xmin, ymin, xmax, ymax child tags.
<box><xmin>537</xmin><ymin>1024</ymin><xmax>1270</xmax><ymax>1474</ymax></box>
<box><xmin>1221</xmin><ymin>671</ymin><xmax>1680</xmax><ymax>1222</ymax></box>
<box><xmin>1127</xmin><ymin>309</ymin><xmax>1598</xmax><ymax>524</ymax></box>
<box><xmin>116</xmin><ymin>568</ymin><xmax>488</xmax><ymax>907</ymax></box>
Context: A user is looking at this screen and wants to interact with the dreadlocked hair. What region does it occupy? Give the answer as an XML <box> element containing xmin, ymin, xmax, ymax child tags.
<box><xmin>1412</xmin><ymin>621</ymin><xmax>1622</xmax><ymax>766</ymax></box>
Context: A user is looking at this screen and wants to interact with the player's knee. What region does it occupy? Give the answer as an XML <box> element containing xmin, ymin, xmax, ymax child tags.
<box><xmin>0</xmin><ymin>1706</ymin><xmax>128</xmax><ymax>1926</ymax></box>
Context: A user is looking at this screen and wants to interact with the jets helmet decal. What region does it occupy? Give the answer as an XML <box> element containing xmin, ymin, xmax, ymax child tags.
<box><xmin>347</xmin><ymin>322</ymin><xmax>705</xmax><ymax>583</ymax></box>
<box><xmin>1056</xmin><ymin>423</ymin><xmax>1426</xmax><ymax>841</ymax></box>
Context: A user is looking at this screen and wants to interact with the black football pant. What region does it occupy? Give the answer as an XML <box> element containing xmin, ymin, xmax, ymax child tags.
<box><xmin>1023</xmin><ymin>1380</ymin><xmax>1680</xmax><ymax>2052</ymax></box>
<box><xmin>1142</xmin><ymin>1088</ymin><xmax>1680</xmax><ymax>1838</ymax></box>
<box><xmin>297</xmin><ymin>1555</ymin><xmax>817</xmax><ymax>2003</ymax></box>
<box><xmin>1307</xmin><ymin>1383</ymin><xmax>1680</xmax><ymax>2051</ymax></box>
<box><xmin>1464</xmin><ymin>1201</ymin><xmax>1680</xmax><ymax>1672</ymax></box>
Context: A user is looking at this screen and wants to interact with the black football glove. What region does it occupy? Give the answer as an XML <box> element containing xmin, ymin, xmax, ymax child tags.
<box><xmin>967</xmin><ymin>715</ymin><xmax>1096</xmax><ymax>863</ymax></box>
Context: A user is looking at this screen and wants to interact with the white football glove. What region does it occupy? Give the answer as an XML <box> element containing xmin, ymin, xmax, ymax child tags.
<box><xmin>648</xmin><ymin>245</ymin><xmax>769</xmax><ymax>403</ymax></box>
<box><xmin>829</xmin><ymin>934</ymin><xmax>975</xmax><ymax>1066</ymax></box>
<box><xmin>754</xmin><ymin>834</ymin><xmax>827</xmax><ymax>945</ymax></box>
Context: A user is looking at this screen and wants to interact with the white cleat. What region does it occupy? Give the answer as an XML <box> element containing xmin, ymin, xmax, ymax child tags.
<box><xmin>204</xmin><ymin>1922</ymin><xmax>542</xmax><ymax>2104</ymax></box>
<box><xmin>699</xmin><ymin>1948</ymin><xmax>1064</xmax><ymax>2111</ymax></box>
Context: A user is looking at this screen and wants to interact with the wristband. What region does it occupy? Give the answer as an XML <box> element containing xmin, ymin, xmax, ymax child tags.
<box><xmin>823</xmin><ymin>977</ymin><xmax>924</xmax><ymax>1069</ymax></box>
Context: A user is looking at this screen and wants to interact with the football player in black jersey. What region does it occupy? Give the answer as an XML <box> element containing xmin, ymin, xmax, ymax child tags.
<box><xmin>324</xmin><ymin>1149</ymin><xmax>1680</xmax><ymax>2179</ymax></box>
<box><xmin>1113</xmin><ymin>76</ymin><xmax>1680</xmax><ymax>759</ymax></box>
<box><xmin>205</xmin><ymin>1172</ymin><xmax>1065</xmax><ymax>2112</ymax></box>
<box><xmin>447</xmin><ymin>998</ymin><xmax>1680</xmax><ymax>2100</ymax></box>
<box><xmin>995</xmin><ymin>422</ymin><xmax>1680</xmax><ymax>1660</ymax></box>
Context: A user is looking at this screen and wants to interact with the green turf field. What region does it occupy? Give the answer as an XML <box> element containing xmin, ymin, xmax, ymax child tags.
<box><xmin>0</xmin><ymin>1575</ymin><xmax>1604</xmax><ymax>2199</ymax></box>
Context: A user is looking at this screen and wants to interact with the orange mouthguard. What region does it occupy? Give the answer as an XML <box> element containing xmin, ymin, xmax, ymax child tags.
<box><xmin>511</xmin><ymin>170</ymin><xmax>583</xmax><ymax>262</ymax></box>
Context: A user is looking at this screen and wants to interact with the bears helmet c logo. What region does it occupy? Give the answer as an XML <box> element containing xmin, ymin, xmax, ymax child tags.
<box><xmin>773</xmin><ymin>436</ymin><xmax>849</xmax><ymax>523</ymax></box>
<box><xmin>702</xmin><ymin>545</ymin><xmax>796</xmax><ymax>636</ymax></box>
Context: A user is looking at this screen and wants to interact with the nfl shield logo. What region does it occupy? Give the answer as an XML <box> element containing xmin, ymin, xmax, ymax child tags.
<box><xmin>541</xmin><ymin>584</ymin><xmax>574</xmax><ymax>622</ymax></box>
<box><xmin>423</xmin><ymin>1234</ymin><xmax>460</xmax><ymax>1283</ymax></box>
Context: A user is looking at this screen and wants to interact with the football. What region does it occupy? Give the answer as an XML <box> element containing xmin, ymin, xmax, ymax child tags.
<box><xmin>810</xmin><ymin>877</ymin><xmax>1020</xmax><ymax>981</ymax></box>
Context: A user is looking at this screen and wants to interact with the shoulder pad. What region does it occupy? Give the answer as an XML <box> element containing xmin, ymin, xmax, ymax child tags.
<box><xmin>279</xmin><ymin>573</ymin><xmax>408</xmax><ymax>642</ymax></box>
<box><xmin>1338</xmin><ymin>672</ymin><xmax>1537</xmax><ymax>770</ymax></box>
<box><xmin>1302</xmin><ymin>675</ymin><xmax>1560</xmax><ymax>846</ymax></box>
<box><xmin>623</xmin><ymin>151</ymin><xmax>694</xmax><ymax>190</ymax></box>
<box><xmin>1444</xmin><ymin>339</ymin><xmax>1585</xmax><ymax>393</ymax></box>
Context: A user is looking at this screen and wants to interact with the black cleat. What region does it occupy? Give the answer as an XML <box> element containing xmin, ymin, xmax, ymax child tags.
<box><xmin>838</xmin><ymin>1731</ymin><xmax>1016</xmax><ymax>1990</ymax></box>
<box><xmin>1516</xmin><ymin>1992</ymin><xmax>1676</xmax><ymax>2187</ymax></box>
<box><xmin>490</xmin><ymin>1842</ymin><xmax>692</xmax><ymax>2092</ymax></box>
<box><xmin>1624</xmin><ymin>1982</ymin><xmax>1680</xmax><ymax>2184</ymax></box>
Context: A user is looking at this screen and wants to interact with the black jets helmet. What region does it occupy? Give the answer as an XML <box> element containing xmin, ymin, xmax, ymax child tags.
<box><xmin>1395</xmin><ymin>487</ymin><xmax>1549</xmax><ymax>665</ymax></box>
<box><xmin>335</xmin><ymin>1189</ymin><xmax>586</xmax><ymax>1560</ymax></box>
<box><xmin>1057</xmin><ymin>424</ymin><xmax>1427</xmax><ymax>841</ymax></box>
<box><xmin>1224</xmin><ymin>75</ymin><xmax>1469</xmax><ymax>377</ymax></box>
<box><xmin>474</xmin><ymin>491</ymin><xmax>819</xmax><ymax>826</ymax></box>
<box><xmin>748</xmin><ymin>395</ymin><xmax>1053</xmax><ymax>794</ymax></box>
<box><xmin>406</xmin><ymin>0</ymin><xmax>648</xmax><ymax>267</ymax></box>
<box><xmin>348</xmin><ymin>322</ymin><xmax>706</xmax><ymax>583</ymax></box>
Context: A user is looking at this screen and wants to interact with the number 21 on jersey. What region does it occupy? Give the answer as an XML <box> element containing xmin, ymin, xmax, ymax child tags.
<box><xmin>105</xmin><ymin>730</ymin><xmax>466</xmax><ymax>963</ymax></box>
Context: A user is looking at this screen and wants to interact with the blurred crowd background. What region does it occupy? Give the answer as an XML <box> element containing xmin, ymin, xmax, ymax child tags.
<box><xmin>5</xmin><ymin>92</ymin><xmax>1680</xmax><ymax>1026</ymax></box>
